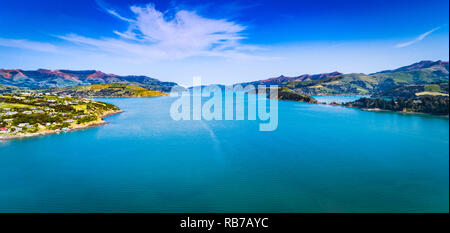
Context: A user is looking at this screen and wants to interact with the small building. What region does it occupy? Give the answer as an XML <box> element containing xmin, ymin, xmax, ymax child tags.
<box><xmin>18</xmin><ymin>123</ymin><xmax>29</xmax><ymax>127</ymax></box>
<box><xmin>4</xmin><ymin>112</ymin><xmax>18</xmax><ymax>116</ymax></box>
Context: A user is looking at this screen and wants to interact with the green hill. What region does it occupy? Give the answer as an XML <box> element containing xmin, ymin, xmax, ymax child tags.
<box><xmin>0</xmin><ymin>84</ymin><xmax>27</xmax><ymax>94</ymax></box>
<box><xmin>47</xmin><ymin>83</ymin><xmax>168</xmax><ymax>98</ymax></box>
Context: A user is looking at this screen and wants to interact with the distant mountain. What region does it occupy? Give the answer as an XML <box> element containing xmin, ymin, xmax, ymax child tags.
<box><xmin>0</xmin><ymin>69</ymin><xmax>178</xmax><ymax>92</ymax></box>
<box><xmin>46</xmin><ymin>83</ymin><xmax>168</xmax><ymax>98</ymax></box>
<box><xmin>240</xmin><ymin>72</ymin><xmax>343</xmax><ymax>86</ymax></box>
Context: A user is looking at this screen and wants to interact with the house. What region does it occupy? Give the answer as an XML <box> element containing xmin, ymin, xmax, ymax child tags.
<box><xmin>63</xmin><ymin>119</ymin><xmax>75</xmax><ymax>123</ymax></box>
<box><xmin>18</xmin><ymin>123</ymin><xmax>29</xmax><ymax>127</ymax></box>
<box><xmin>23</xmin><ymin>111</ymin><xmax>32</xmax><ymax>115</ymax></box>
<box><xmin>4</xmin><ymin>112</ymin><xmax>17</xmax><ymax>116</ymax></box>
<box><xmin>33</xmin><ymin>110</ymin><xmax>44</xmax><ymax>113</ymax></box>
<box><xmin>47</xmin><ymin>99</ymin><xmax>56</xmax><ymax>103</ymax></box>
<box><xmin>3</xmin><ymin>119</ymin><xmax>13</xmax><ymax>122</ymax></box>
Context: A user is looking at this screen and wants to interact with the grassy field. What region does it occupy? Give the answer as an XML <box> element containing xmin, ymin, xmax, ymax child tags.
<box><xmin>0</xmin><ymin>103</ymin><xmax>35</xmax><ymax>109</ymax></box>
<box><xmin>416</xmin><ymin>91</ymin><xmax>449</xmax><ymax>96</ymax></box>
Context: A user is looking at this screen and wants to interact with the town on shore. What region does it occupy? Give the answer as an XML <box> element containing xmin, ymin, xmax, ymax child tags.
<box><xmin>0</xmin><ymin>92</ymin><xmax>122</xmax><ymax>140</ymax></box>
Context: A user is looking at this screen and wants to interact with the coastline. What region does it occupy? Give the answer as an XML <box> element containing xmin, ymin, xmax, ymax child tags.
<box><xmin>336</xmin><ymin>104</ymin><xmax>449</xmax><ymax>118</ymax></box>
<box><xmin>0</xmin><ymin>110</ymin><xmax>123</xmax><ymax>141</ymax></box>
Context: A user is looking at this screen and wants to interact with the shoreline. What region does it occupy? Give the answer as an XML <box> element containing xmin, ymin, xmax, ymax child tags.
<box><xmin>331</xmin><ymin>103</ymin><xmax>449</xmax><ymax>118</ymax></box>
<box><xmin>0</xmin><ymin>110</ymin><xmax>123</xmax><ymax>141</ymax></box>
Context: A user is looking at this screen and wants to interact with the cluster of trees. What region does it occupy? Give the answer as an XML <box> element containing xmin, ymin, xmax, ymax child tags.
<box><xmin>345</xmin><ymin>96</ymin><xmax>449</xmax><ymax>115</ymax></box>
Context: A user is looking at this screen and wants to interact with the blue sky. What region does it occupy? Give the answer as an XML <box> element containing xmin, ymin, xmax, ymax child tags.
<box><xmin>0</xmin><ymin>0</ymin><xmax>448</xmax><ymax>85</ymax></box>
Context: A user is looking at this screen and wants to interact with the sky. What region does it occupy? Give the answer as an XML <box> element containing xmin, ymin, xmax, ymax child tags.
<box><xmin>0</xmin><ymin>0</ymin><xmax>448</xmax><ymax>86</ymax></box>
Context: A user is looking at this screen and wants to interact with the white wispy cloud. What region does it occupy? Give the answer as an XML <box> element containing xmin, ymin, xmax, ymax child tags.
<box><xmin>66</xmin><ymin>2</ymin><xmax>259</xmax><ymax>60</ymax></box>
<box><xmin>0</xmin><ymin>2</ymin><xmax>266</xmax><ymax>61</ymax></box>
<box><xmin>395</xmin><ymin>27</ymin><xmax>440</xmax><ymax>48</ymax></box>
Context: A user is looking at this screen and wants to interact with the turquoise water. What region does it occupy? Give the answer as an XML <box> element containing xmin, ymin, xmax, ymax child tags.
<box><xmin>0</xmin><ymin>96</ymin><xmax>448</xmax><ymax>213</ymax></box>
<box><xmin>313</xmin><ymin>95</ymin><xmax>368</xmax><ymax>104</ymax></box>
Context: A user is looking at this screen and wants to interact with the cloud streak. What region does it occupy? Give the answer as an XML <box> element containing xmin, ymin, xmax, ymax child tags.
<box><xmin>395</xmin><ymin>27</ymin><xmax>440</xmax><ymax>48</ymax></box>
<box><xmin>66</xmin><ymin>2</ymin><xmax>257</xmax><ymax>60</ymax></box>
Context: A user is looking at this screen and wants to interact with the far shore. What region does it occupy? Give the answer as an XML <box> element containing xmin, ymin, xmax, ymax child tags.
<box><xmin>321</xmin><ymin>102</ymin><xmax>449</xmax><ymax>118</ymax></box>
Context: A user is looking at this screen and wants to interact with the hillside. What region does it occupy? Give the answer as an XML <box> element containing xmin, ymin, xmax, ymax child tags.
<box><xmin>345</xmin><ymin>96</ymin><xmax>449</xmax><ymax>116</ymax></box>
<box><xmin>46</xmin><ymin>83</ymin><xmax>168</xmax><ymax>98</ymax></box>
<box><xmin>0</xmin><ymin>69</ymin><xmax>177</xmax><ymax>92</ymax></box>
<box><xmin>270</xmin><ymin>88</ymin><xmax>318</xmax><ymax>103</ymax></box>
<box><xmin>264</xmin><ymin>60</ymin><xmax>449</xmax><ymax>96</ymax></box>
<box><xmin>0</xmin><ymin>84</ymin><xmax>26</xmax><ymax>94</ymax></box>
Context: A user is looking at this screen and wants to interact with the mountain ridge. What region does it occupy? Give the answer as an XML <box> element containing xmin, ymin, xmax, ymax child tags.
<box><xmin>0</xmin><ymin>69</ymin><xmax>177</xmax><ymax>92</ymax></box>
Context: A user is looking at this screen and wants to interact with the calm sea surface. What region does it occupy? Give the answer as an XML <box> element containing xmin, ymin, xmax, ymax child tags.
<box><xmin>0</xmin><ymin>95</ymin><xmax>448</xmax><ymax>212</ymax></box>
